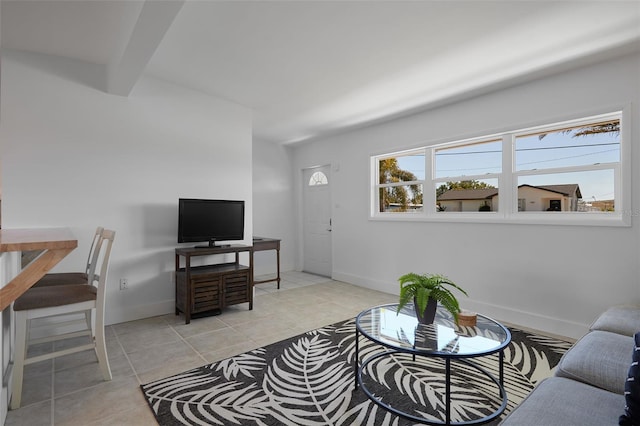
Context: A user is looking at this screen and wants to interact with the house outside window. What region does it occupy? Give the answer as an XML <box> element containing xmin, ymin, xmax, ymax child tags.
<box><xmin>438</xmin><ymin>188</ymin><xmax>498</xmax><ymax>212</ymax></box>
<box><xmin>518</xmin><ymin>199</ymin><xmax>526</xmax><ymax>212</ymax></box>
<box><xmin>371</xmin><ymin>110</ymin><xmax>628</xmax><ymax>226</ymax></box>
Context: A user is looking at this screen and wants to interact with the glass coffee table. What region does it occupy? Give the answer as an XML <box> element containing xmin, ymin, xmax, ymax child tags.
<box><xmin>355</xmin><ymin>303</ymin><xmax>511</xmax><ymax>425</ymax></box>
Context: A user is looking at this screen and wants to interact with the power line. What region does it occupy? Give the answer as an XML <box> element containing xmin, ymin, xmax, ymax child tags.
<box><xmin>437</xmin><ymin>148</ymin><xmax>618</xmax><ymax>173</ymax></box>
<box><xmin>399</xmin><ymin>143</ymin><xmax>620</xmax><ymax>175</ymax></box>
<box><xmin>435</xmin><ymin>142</ymin><xmax>619</xmax><ymax>156</ymax></box>
<box><xmin>517</xmin><ymin>148</ymin><xmax>618</xmax><ymax>167</ymax></box>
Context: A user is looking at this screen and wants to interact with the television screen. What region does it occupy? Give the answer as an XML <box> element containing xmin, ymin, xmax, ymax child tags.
<box><xmin>178</xmin><ymin>198</ymin><xmax>245</xmax><ymax>247</ymax></box>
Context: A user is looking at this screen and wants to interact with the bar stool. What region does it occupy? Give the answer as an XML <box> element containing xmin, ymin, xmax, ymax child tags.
<box><xmin>10</xmin><ymin>229</ymin><xmax>116</xmax><ymax>409</ymax></box>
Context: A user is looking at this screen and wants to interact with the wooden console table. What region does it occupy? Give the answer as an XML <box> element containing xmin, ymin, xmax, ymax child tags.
<box><xmin>175</xmin><ymin>245</ymin><xmax>253</xmax><ymax>324</ymax></box>
<box><xmin>252</xmin><ymin>237</ymin><xmax>281</xmax><ymax>289</ymax></box>
<box><xmin>0</xmin><ymin>228</ymin><xmax>77</xmax><ymax>311</ymax></box>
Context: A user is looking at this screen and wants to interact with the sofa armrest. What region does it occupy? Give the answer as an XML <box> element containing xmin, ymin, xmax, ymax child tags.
<box><xmin>590</xmin><ymin>304</ymin><xmax>640</xmax><ymax>336</ymax></box>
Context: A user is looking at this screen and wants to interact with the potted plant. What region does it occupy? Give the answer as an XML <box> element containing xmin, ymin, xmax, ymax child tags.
<box><xmin>397</xmin><ymin>273</ymin><xmax>468</xmax><ymax>324</ymax></box>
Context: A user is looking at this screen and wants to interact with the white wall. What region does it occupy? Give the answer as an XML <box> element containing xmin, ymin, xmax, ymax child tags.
<box><xmin>252</xmin><ymin>138</ymin><xmax>296</xmax><ymax>276</ymax></box>
<box><xmin>0</xmin><ymin>49</ymin><xmax>253</xmax><ymax>325</ymax></box>
<box><xmin>292</xmin><ymin>52</ymin><xmax>640</xmax><ymax>339</ymax></box>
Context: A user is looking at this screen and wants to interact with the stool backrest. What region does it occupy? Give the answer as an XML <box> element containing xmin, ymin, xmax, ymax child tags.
<box><xmin>94</xmin><ymin>229</ymin><xmax>115</xmax><ymax>326</ymax></box>
<box><xmin>85</xmin><ymin>226</ymin><xmax>105</xmax><ymax>279</ymax></box>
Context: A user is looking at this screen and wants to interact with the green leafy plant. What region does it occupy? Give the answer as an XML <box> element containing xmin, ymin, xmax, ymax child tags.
<box><xmin>397</xmin><ymin>273</ymin><xmax>468</xmax><ymax>322</ymax></box>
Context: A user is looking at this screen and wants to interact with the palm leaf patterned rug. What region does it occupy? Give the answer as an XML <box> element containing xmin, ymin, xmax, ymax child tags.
<box><xmin>141</xmin><ymin>317</ymin><xmax>572</xmax><ymax>425</ymax></box>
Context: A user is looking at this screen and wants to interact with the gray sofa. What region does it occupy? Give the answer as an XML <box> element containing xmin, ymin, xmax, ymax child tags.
<box><xmin>500</xmin><ymin>305</ymin><xmax>640</xmax><ymax>425</ymax></box>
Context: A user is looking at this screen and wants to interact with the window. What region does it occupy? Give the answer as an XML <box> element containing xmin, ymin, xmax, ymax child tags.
<box><xmin>434</xmin><ymin>140</ymin><xmax>501</xmax><ymax>213</ymax></box>
<box><xmin>308</xmin><ymin>171</ymin><xmax>328</xmax><ymax>186</ymax></box>
<box><xmin>514</xmin><ymin>117</ymin><xmax>620</xmax><ymax>214</ymax></box>
<box><xmin>376</xmin><ymin>150</ymin><xmax>424</xmax><ymax>213</ymax></box>
<box><xmin>371</xmin><ymin>110</ymin><xmax>627</xmax><ymax>225</ymax></box>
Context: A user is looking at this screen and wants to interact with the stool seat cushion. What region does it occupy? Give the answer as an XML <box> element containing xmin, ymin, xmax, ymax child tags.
<box><xmin>14</xmin><ymin>285</ymin><xmax>97</xmax><ymax>311</ymax></box>
<box><xmin>34</xmin><ymin>272</ymin><xmax>89</xmax><ymax>287</ymax></box>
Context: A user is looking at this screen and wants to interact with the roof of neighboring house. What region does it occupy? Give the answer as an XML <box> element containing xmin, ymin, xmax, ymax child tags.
<box><xmin>526</xmin><ymin>184</ymin><xmax>582</xmax><ymax>199</ymax></box>
<box><xmin>437</xmin><ymin>188</ymin><xmax>499</xmax><ymax>201</ymax></box>
<box><xmin>437</xmin><ymin>184</ymin><xmax>582</xmax><ymax>201</ymax></box>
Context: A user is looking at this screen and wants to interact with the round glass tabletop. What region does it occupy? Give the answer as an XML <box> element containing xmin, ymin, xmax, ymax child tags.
<box><xmin>356</xmin><ymin>303</ymin><xmax>511</xmax><ymax>357</ymax></box>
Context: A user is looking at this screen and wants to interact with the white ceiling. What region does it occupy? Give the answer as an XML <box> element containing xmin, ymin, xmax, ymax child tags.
<box><xmin>2</xmin><ymin>0</ymin><xmax>640</xmax><ymax>145</ymax></box>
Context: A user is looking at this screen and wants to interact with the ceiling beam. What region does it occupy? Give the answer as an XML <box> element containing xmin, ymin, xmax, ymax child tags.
<box><xmin>106</xmin><ymin>0</ymin><xmax>184</xmax><ymax>96</ymax></box>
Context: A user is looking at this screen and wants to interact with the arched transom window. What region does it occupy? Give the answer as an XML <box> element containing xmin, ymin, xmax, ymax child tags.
<box><xmin>308</xmin><ymin>171</ymin><xmax>328</xmax><ymax>186</ymax></box>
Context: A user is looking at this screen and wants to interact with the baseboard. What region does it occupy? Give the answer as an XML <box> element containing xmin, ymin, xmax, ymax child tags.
<box><xmin>332</xmin><ymin>270</ymin><xmax>588</xmax><ymax>340</ymax></box>
<box><xmin>333</xmin><ymin>271</ymin><xmax>398</xmax><ymax>296</ymax></box>
<box><xmin>106</xmin><ymin>299</ymin><xmax>175</xmax><ymax>325</ymax></box>
<box><xmin>460</xmin><ymin>299</ymin><xmax>588</xmax><ymax>340</ymax></box>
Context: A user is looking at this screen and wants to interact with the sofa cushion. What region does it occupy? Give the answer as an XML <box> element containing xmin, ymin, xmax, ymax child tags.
<box><xmin>619</xmin><ymin>332</ymin><xmax>640</xmax><ymax>425</ymax></box>
<box><xmin>591</xmin><ymin>305</ymin><xmax>640</xmax><ymax>337</ymax></box>
<box><xmin>555</xmin><ymin>330</ymin><xmax>631</xmax><ymax>394</ymax></box>
<box><xmin>500</xmin><ymin>376</ymin><xmax>624</xmax><ymax>426</ymax></box>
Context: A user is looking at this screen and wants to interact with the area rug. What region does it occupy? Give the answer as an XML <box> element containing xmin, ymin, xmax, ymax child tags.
<box><xmin>141</xmin><ymin>317</ymin><xmax>572</xmax><ymax>425</ymax></box>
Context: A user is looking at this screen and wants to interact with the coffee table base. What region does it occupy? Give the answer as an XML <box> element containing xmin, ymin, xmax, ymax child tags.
<box><xmin>356</xmin><ymin>349</ymin><xmax>508</xmax><ymax>426</ymax></box>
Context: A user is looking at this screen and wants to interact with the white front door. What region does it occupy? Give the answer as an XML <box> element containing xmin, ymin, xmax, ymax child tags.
<box><xmin>302</xmin><ymin>165</ymin><xmax>332</xmax><ymax>277</ymax></box>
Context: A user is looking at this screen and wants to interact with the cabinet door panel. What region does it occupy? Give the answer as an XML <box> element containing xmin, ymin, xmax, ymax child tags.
<box><xmin>193</xmin><ymin>279</ymin><xmax>222</xmax><ymax>312</ymax></box>
<box><xmin>224</xmin><ymin>272</ymin><xmax>250</xmax><ymax>305</ymax></box>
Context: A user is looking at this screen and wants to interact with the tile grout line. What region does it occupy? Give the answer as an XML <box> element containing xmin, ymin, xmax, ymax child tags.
<box><xmin>109</xmin><ymin>324</ymin><xmax>144</xmax><ymax>385</ymax></box>
<box><xmin>165</xmin><ymin>318</ymin><xmax>211</xmax><ymax>365</ymax></box>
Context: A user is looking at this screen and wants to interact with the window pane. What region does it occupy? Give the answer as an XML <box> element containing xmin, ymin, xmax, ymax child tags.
<box><xmin>436</xmin><ymin>179</ymin><xmax>499</xmax><ymax>212</ymax></box>
<box><xmin>435</xmin><ymin>140</ymin><xmax>501</xmax><ymax>179</ymax></box>
<box><xmin>517</xmin><ymin>170</ymin><xmax>614</xmax><ymax>212</ymax></box>
<box><xmin>308</xmin><ymin>171</ymin><xmax>328</xmax><ymax>186</ymax></box>
<box><xmin>515</xmin><ymin>120</ymin><xmax>620</xmax><ymax>171</ymax></box>
<box><xmin>379</xmin><ymin>152</ymin><xmax>424</xmax><ymax>184</ymax></box>
<box><xmin>379</xmin><ymin>184</ymin><xmax>424</xmax><ymax>213</ymax></box>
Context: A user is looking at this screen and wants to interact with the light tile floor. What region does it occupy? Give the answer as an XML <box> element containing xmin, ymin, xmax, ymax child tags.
<box><xmin>6</xmin><ymin>272</ymin><xmax>397</xmax><ymax>426</ymax></box>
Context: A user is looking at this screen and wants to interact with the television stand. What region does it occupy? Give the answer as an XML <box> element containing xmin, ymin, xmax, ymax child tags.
<box><xmin>194</xmin><ymin>244</ymin><xmax>231</xmax><ymax>249</ymax></box>
<box><xmin>175</xmin><ymin>244</ymin><xmax>253</xmax><ymax>324</ymax></box>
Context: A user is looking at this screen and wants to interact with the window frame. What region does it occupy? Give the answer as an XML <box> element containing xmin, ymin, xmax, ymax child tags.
<box><xmin>370</xmin><ymin>108</ymin><xmax>630</xmax><ymax>227</ymax></box>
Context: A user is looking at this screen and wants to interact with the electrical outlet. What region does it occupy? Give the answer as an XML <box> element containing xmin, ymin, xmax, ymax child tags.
<box><xmin>119</xmin><ymin>278</ymin><xmax>129</xmax><ymax>290</ymax></box>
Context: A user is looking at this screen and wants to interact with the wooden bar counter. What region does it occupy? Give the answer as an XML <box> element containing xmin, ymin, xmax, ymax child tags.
<box><xmin>0</xmin><ymin>228</ymin><xmax>77</xmax><ymax>311</ymax></box>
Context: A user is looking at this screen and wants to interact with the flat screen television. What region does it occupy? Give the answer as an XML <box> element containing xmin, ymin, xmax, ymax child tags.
<box><xmin>178</xmin><ymin>198</ymin><xmax>245</xmax><ymax>247</ymax></box>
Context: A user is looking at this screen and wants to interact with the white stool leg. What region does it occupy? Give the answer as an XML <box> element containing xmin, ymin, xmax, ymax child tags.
<box><xmin>94</xmin><ymin>313</ymin><xmax>111</xmax><ymax>381</ymax></box>
<box><xmin>10</xmin><ymin>310</ymin><xmax>28</xmax><ymax>410</ymax></box>
<box><xmin>85</xmin><ymin>309</ymin><xmax>94</xmax><ymax>338</ymax></box>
